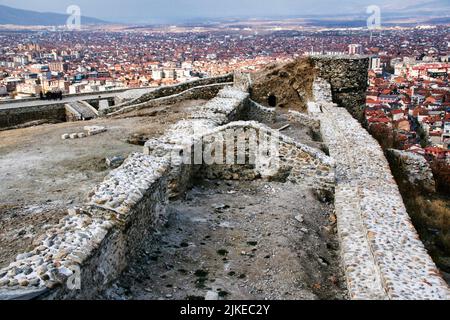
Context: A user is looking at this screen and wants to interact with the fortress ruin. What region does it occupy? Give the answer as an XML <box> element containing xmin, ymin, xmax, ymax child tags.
<box><xmin>0</xmin><ymin>56</ymin><xmax>448</xmax><ymax>300</ymax></box>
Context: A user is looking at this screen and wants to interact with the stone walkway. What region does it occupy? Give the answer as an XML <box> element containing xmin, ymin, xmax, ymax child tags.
<box><xmin>309</xmin><ymin>79</ymin><xmax>449</xmax><ymax>300</ymax></box>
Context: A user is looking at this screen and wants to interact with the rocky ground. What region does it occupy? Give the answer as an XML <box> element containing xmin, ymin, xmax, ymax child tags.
<box><xmin>102</xmin><ymin>179</ymin><xmax>347</xmax><ymax>300</ymax></box>
<box><xmin>0</xmin><ymin>99</ymin><xmax>207</xmax><ymax>269</ymax></box>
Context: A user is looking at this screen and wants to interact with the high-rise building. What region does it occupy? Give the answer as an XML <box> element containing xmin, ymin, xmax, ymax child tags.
<box><xmin>152</xmin><ymin>69</ymin><xmax>163</xmax><ymax>80</ymax></box>
<box><xmin>370</xmin><ymin>57</ymin><xmax>381</xmax><ymax>70</ymax></box>
<box><xmin>348</xmin><ymin>44</ymin><xmax>363</xmax><ymax>55</ymax></box>
<box><xmin>49</xmin><ymin>62</ymin><xmax>69</xmax><ymax>73</ymax></box>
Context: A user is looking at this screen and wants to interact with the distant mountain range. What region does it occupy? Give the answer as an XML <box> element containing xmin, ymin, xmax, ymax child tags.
<box><xmin>382</xmin><ymin>0</ymin><xmax>450</xmax><ymax>14</ymax></box>
<box><xmin>0</xmin><ymin>5</ymin><xmax>107</xmax><ymax>26</ymax></box>
<box><xmin>0</xmin><ymin>2</ymin><xmax>448</xmax><ymax>27</ymax></box>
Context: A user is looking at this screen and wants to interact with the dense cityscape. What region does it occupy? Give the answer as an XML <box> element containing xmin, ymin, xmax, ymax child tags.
<box><xmin>0</xmin><ymin>26</ymin><xmax>448</xmax><ymax>93</ymax></box>
<box><xmin>1</xmin><ymin>25</ymin><xmax>449</xmax><ymax>159</ymax></box>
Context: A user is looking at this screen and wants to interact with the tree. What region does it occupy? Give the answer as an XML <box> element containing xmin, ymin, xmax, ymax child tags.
<box><xmin>369</xmin><ymin>123</ymin><xmax>395</xmax><ymax>149</ymax></box>
<box><xmin>430</xmin><ymin>159</ymin><xmax>450</xmax><ymax>195</ymax></box>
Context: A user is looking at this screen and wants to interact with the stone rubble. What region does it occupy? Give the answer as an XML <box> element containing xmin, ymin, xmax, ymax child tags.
<box><xmin>84</xmin><ymin>126</ymin><xmax>107</xmax><ymax>136</ymax></box>
<box><xmin>61</xmin><ymin>126</ymin><xmax>107</xmax><ymax>140</ymax></box>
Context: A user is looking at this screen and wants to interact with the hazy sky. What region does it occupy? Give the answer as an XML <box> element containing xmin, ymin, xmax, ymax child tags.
<box><xmin>0</xmin><ymin>0</ymin><xmax>439</xmax><ymax>23</ymax></box>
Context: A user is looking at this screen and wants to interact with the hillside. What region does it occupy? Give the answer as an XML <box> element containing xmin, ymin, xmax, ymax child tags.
<box><xmin>0</xmin><ymin>4</ymin><xmax>106</xmax><ymax>26</ymax></box>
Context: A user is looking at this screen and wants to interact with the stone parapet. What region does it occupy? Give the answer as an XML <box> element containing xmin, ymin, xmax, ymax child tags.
<box><xmin>105</xmin><ymin>74</ymin><xmax>234</xmax><ymax>114</ymax></box>
<box><xmin>310</xmin><ymin>78</ymin><xmax>449</xmax><ymax>300</ymax></box>
<box><xmin>107</xmin><ymin>83</ymin><xmax>231</xmax><ymax>117</ymax></box>
<box><xmin>0</xmin><ymin>153</ymin><xmax>170</xmax><ymax>299</ymax></box>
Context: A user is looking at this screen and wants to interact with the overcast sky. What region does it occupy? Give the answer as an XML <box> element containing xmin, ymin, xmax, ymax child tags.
<box><xmin>0</xmin><ymin>0</ymin><xmax>440</xmax><ymax>23</ymax></box>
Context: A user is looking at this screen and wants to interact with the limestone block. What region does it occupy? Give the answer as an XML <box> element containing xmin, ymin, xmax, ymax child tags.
<box><xmin>84</xmin><ymin>126</ymin><xmax>107</xmax><ymax>136</ymax></box>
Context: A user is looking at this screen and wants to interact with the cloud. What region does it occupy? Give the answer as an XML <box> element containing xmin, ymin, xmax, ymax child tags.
<box><xmin>0</xmin><ymin>0</ymin><xmax>443</xmax><ymax>23</ymax></box>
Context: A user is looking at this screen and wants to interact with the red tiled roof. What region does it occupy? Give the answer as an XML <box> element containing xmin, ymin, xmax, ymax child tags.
<box><xmin>368</xmin><ymin>117</ymin><xmax>391</xmax><ymax>123</ymax></box>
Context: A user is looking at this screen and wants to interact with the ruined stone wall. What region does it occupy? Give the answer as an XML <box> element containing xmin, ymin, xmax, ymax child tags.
<box><xmin>242</xmin><ymin>100</ymin><xmax>276</xmax><ymax>124</ymax></box>
<box><xmin>107</xmin><ymin>74</ymin><xmax>234</xmax><ymax>113</ymax></box>
<box><xmin>198</xmin><ymin>121</ymin><xmax>335</xmax><ymax>192</ymax></box>
<box><xmin>0</xmin><ymin>153</ymin><xmax>170</xmax><ymax>299</ymax></box>
<box><xmin>144</xmin><ymin>87</ymin><xmax>250</xmax><ymax>198</ymax></box>
<box><xmin>308</xmin><ymin>77</ymin><xmax>449</xmax><ymax>300</ymax></box>
<box><xmin>0</xmin><ymin>86</ymin><xmax>249</xmax><ymax>299</ymax></box>
<box><xmin>311</xmin><ymin>56</ymin><xmax>369</xmax><ymax>121</ymax></box>
<box><xmin>386</xmin><ymin>149</ymin><xmax>436</xmax><ymax>194</ymax></box>
<box><xmin>107</xmin><ymin>83</ymin><xmax>230</xmax><ymax>117</ymax></box>
<box><xmin>287</xmin><ymin>110</ymin><xmax>321</xmax><ymax>131</ymax></box>
<box><xmin>0</xmin><ymin>103</ymin><xmax>67</xmax><ymax>129</ymax></box>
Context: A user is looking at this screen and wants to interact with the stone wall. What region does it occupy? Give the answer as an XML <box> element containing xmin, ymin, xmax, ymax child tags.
<box><xmin>198</xmin><ymin>121</ymin><xmax>335</xmax><ymax>192</ymax></box>
<box><xmin>144</xmin><ymin>86</ymin><xmax>250</xmax><ymax>198</ymax></box>
<box><xmin>0</xmin><ymin>153</ymin><xmax>170</xmax><ymax>299</ymax></box>
<box><xmin>311</xmin><ymin>55</ymin><xmax>369</xmax><ymax>121</ymax></box>
<box><xmin>242</xmin><ymin>100</ymin><xmax>276</xmax><ymax>124</ymax></box>
<box><xmin>287</xmin><ymin>110</ymin><xmax>321</xmax><ymax>131</ymax></box>
<box><xmin>308</xmin><ymin>77</ymin><xmax>449</xmax><ymax>300</ymax></box>
<box><xmin>0</xmin><ymin>103</ymin><xmax>66</xmax><ymax>129</ymax></box>
<box><xmin>106</xmin><ymin>74</ymin><xmax>234</xmax><ymax>114</ymax></box>
<box><xmin>386</xmin><ymin>149</ymin><xmax>436</xmax><ymax>194</ymax></box>
<box><xmin>107</xmin><ymin>83</ymin><xmax>230</xmax><ymax>117</ymax></box>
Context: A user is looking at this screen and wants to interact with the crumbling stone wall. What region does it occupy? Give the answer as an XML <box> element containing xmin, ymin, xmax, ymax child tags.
<box><xmin>197</xmin><ymin>121</ymin><xmax>335</xmax><ymax>192</ymax></box>
<box><xmin>242</xmin><ymin>100</ymin><xmax>276</xmax><ymax>124</ymax></box>
<box><xmin>311</xmin><ymin>56</ymin><xmax>369</xmax><ymax>121</ymax></box>
<box><xmin>0</xmin><ymin>153</ymin><xmax>170</xmax><ymax>299</ymax></box>
<box><xmin>386</xmin><ymin>149</ymin><xmax>436</xmax><ymax>194</ymax></box>
<box><xmin>288</xmin><ymin>110</ymin><xmax>321</xmax><ymax>131</ymax></box>
<box><xmin>107</xmin><ymin>74</ymin><xmax>234</xmax><ymax>114</ymax></box>
<box><xmin>144</xmin><ymin>87</ymin><xmax>250</xmax><ymax>198</ymax></box>
<box><xmin>107</xmin><ymin>83</ymin><xmax>230</xmax><ymax>117</ymax></box>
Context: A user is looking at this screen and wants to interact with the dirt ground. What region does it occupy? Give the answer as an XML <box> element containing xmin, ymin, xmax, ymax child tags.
<box><xmin>102</xmin><ymin>111</ymin><xmax>345</xmax><ymax>301</ymax></box>
<box><xmin>102</xmin><ymin>179</ymin><xmax>347</xmax><ymax>301</ymax></box>
<box><xmin>0</xmin><ymin>99</ymin><xmax>207</xmax><ymax>268</ymax></box>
